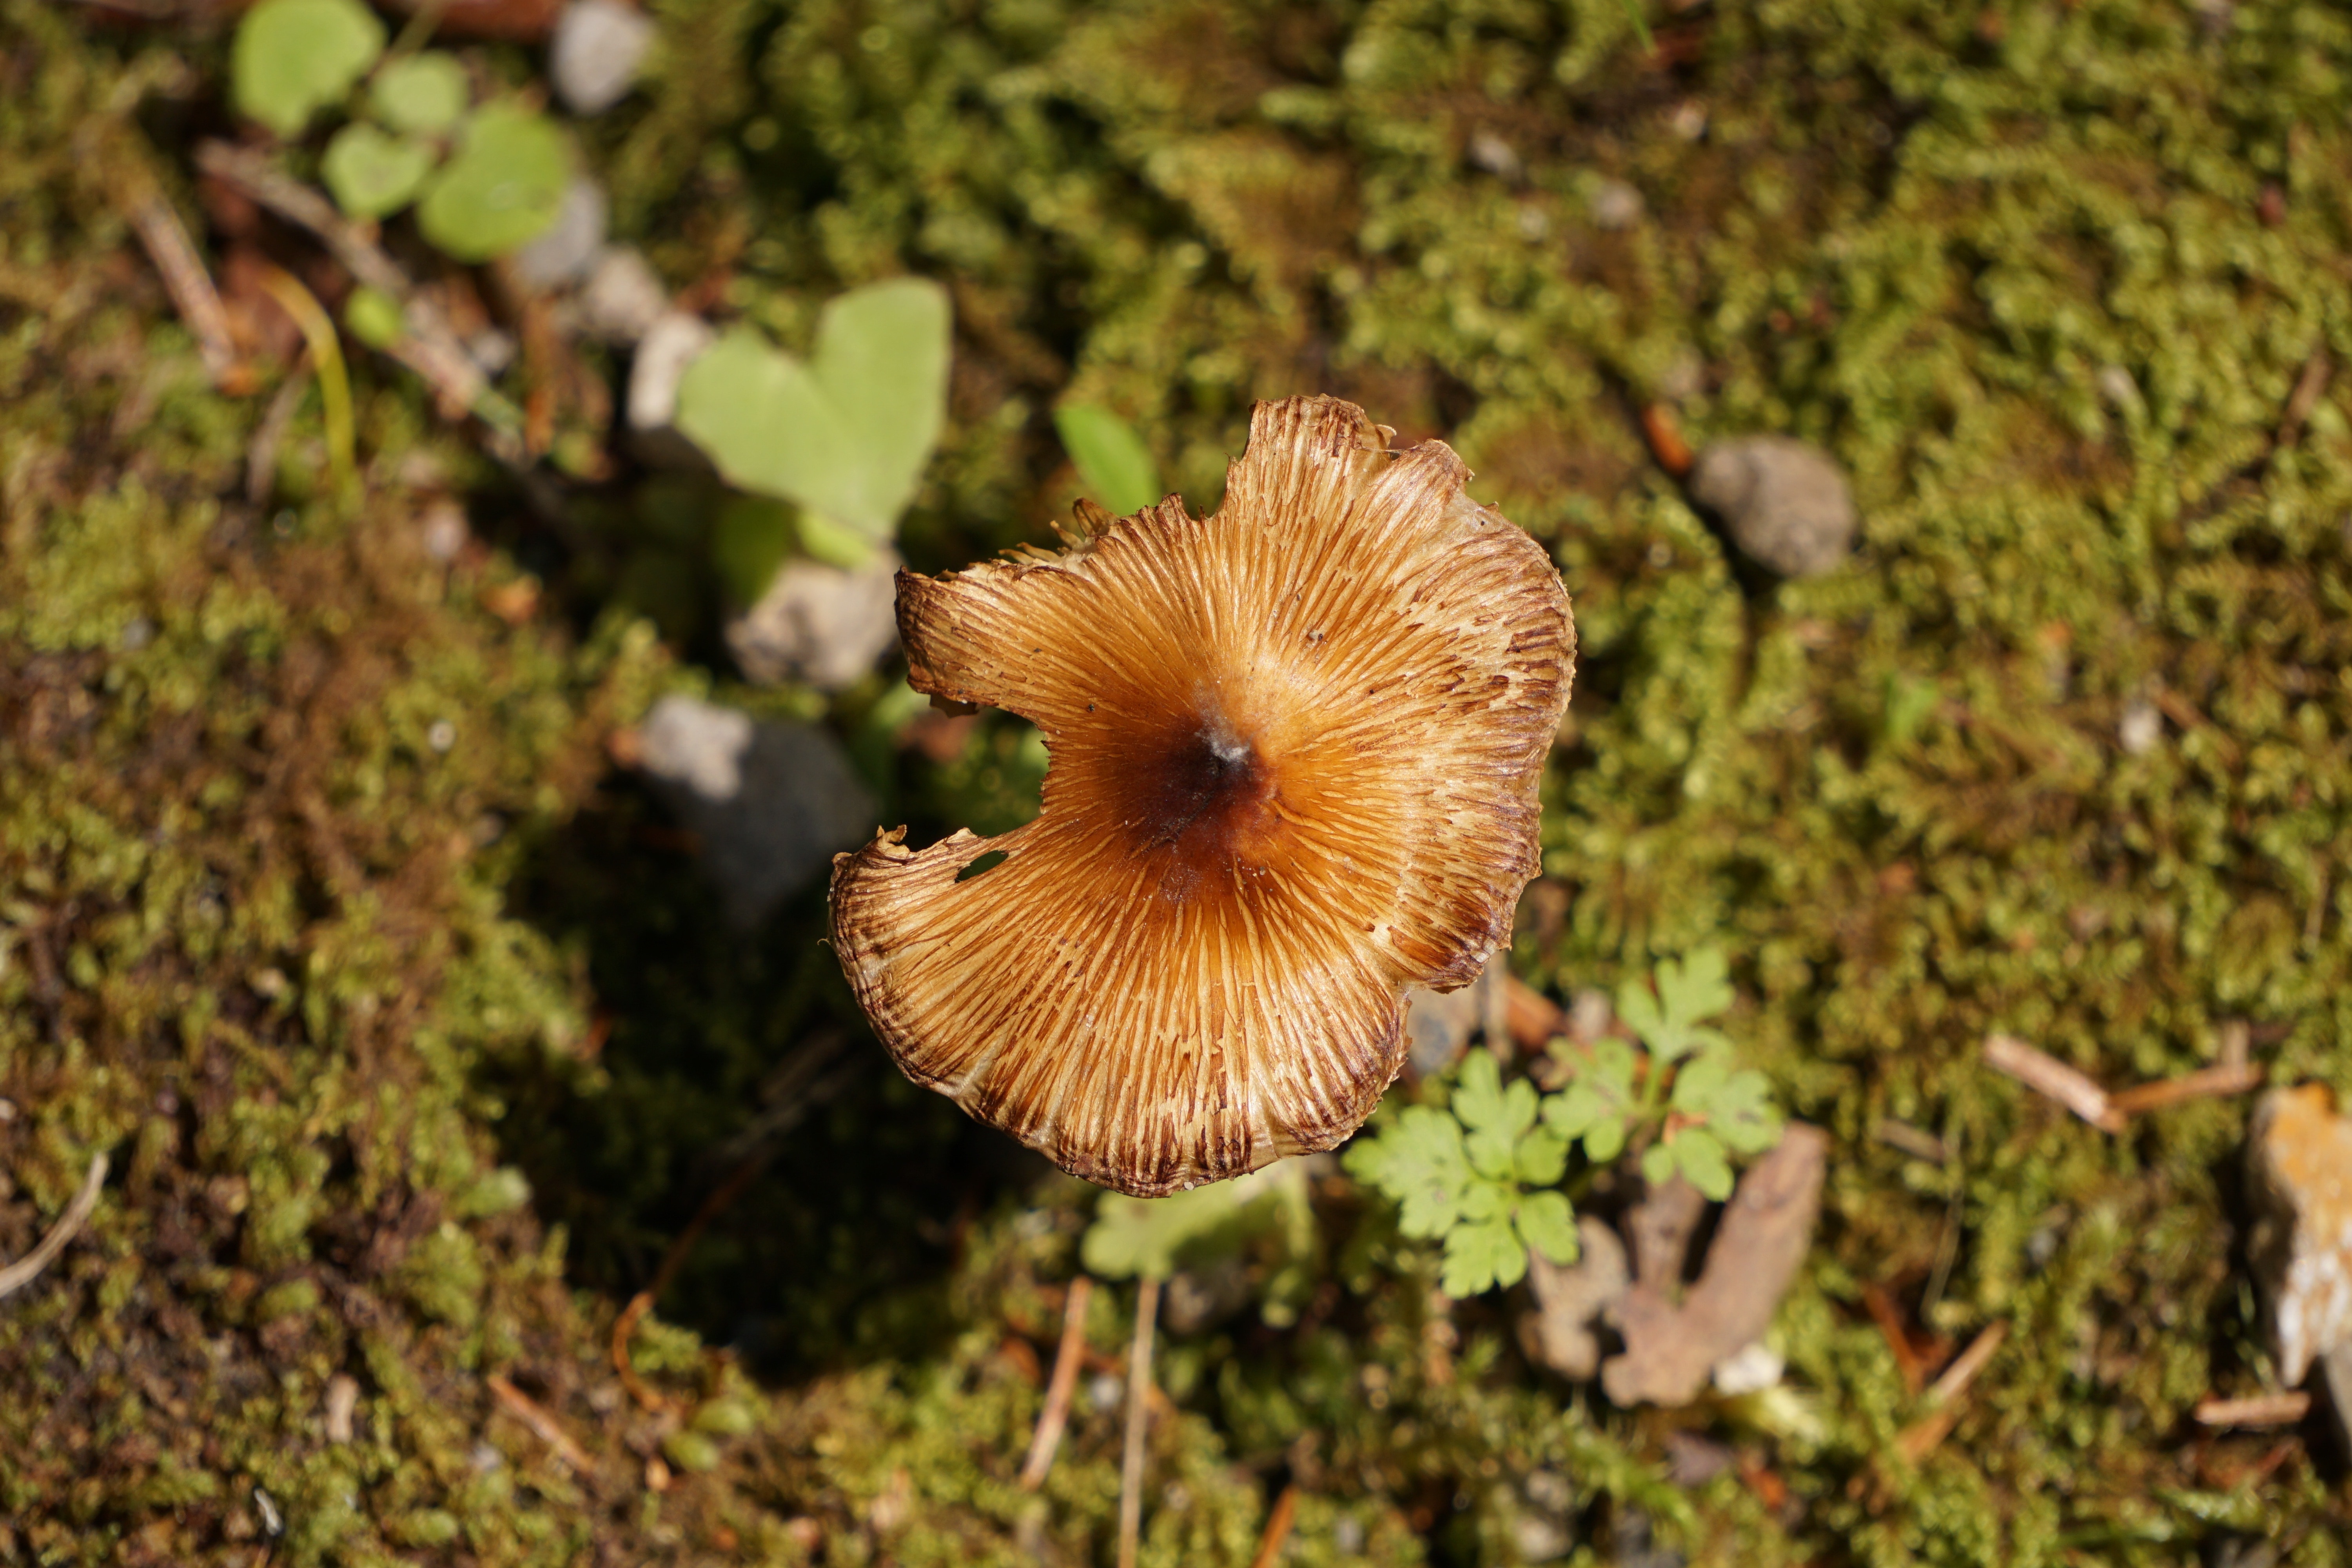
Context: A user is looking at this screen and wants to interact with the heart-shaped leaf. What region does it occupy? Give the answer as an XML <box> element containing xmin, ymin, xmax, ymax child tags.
<box><xmin>674</xmin><ymin>278</ymin><xmax>951</xmax><ymax>543</ymax></box>
<box><xmin>371</xmin><ymin>52</ymin><xmax>470</xmax><ymax>136</ymax></box>
<box><xmin>232</xmin><ymin>0</ymin><xmax>385</xmax><ymax>139</ymax></box>
<box><xmin>416</xmin><ymin>105</ymin><xmax>569</xmax><ymax>263</ymax></box>
<box><xmin>322</xmin><ymin>123</ymin><xmax>436</xmax><ymax>220</ymax></box>
<box><xmin>1055</xmin><ymin>403</ymin><xmax>1162</xmax><ymax>515</ymax></box>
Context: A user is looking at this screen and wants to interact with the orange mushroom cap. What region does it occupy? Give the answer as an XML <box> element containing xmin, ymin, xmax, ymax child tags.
<box><xmin>829</xmin><ymin>395</ymin><xmax>1575</xmax><ymax>1196</ymax></box>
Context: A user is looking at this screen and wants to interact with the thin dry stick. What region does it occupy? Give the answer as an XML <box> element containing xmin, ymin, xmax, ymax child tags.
<box><xmin>123</xmin><ymin>187</ymin><xmax>240</xmax><ymax>389</ymax></box>
<box><xmin>1019</xmin><ymin>1276</ymin><xmax>1094</xmax><ymax>1490</ymax></box>
<box><xmin>487</xmin><ymin>1372</ymin><xmax>592</xmax><ymax>1471</ymax></box>
<box><xmin>2107</xmin><ymin>1062</ymin><xmax>2264</xmax><ymax>1115</ymax></box>
<box><xmin>2193</xmin><ymin>1392</ymin><xmax>2311</xmax><ymax>1429</ymax></box>
<box><xmin>1117</xmin><ymin>1276</ymin><xmax>1162</xmax><ymax>1568</ymax></box>
<box><xmin>1894</xmin><ymin>1320</ymin><xmax>2008</xmax><ymax>1463</ymax></box>
<box><xmin>1248</xmin><ymin>1485</ymin><xmax>1300</xmax><ymax>1568</ymax></box>
<box><xmin>0</xmin><ymin>1152</ymin><xmax>109</xmax><ymax>1299</ymax></box>
<box><xmin>1983</xmin><ymin>1034</ymin><xmax>2122</xmax><ymax>1132</ymax></box>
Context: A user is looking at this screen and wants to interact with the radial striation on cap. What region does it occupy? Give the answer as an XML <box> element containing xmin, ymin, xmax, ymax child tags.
<box><xmin>830</xmin><ymin>394</ymin><xmax>1575</xmax><ymax>1196</ymax></box>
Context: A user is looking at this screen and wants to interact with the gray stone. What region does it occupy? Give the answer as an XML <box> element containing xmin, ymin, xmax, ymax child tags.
<box><xmin>511</xmin><ymin>177</ymin><xmax>608</xmax><ymax>290</ymax></box>
<box><xmin>550</xmin><ymin>0</ymin><xmax>656</xmax><ymax>117</ymax></box>
<box><xmin>1402</xmin><ymin>982</ymin><xmax>1478</xmax><ymax>1079</ymax></box>
<box><xmin>626</xmin><ymin>310</ymin><xmax>717</xmax><ymax>470</ymax></box>
<box><xmin>1588</xmin><ymin>177</ymin><xmax>1645</xmax><ymax>230</ymax></box>
<box><xmin>726</xmin><ymin>551</ymin><xmax>902</xmax><ymax>691</ymax></box>
<box><xmin>578</xmin><ymin>246</ymin><xmax>668</xmax><ymax>345</ymax></box>
<box><xmin>1688</xmin><ymin>434</ymin><xmax>1857</xmax><ymax>578</ymax></box>
<box><xmin>635</xmin><ymin>694</ymin><xmax>877</xmax><ymax>927</ymax></box>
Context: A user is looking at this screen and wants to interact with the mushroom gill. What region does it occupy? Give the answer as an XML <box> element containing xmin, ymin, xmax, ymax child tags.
<box><xmin>830</xmin><ymin>394</ymin><xmax>1575</xmax><ymax>1196</ymax></box>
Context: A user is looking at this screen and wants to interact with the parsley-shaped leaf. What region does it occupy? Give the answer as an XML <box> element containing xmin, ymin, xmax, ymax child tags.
<box><xmin>1441</xmin><ymin>1214</ymin><xmax>1526</xmax><ymax>1297</ymax></box>
<box><xmin>1669</xmin><ymin>1127</ymin><xmax>1733</xmax><ymax>1200</ymax></box>
<box><xmin>1623</xmin><ymin>948</ymin><xmax>1735</xmax><ymax>1062</ymax></box>
<box><xmin>1454</xmin><ymin>1051</ymin><xmax>1537</xmax><ymax>1136</ymax></box>
<box><xmin>1515</xmin><ymin>1126</ymin><xmax>1568</xmax><ymax>1187</ymax></box>
<box><xmin>1515</xmin><ymin>1190</ymin><xmax>1579</xmax><ymax>1265</ymax></box>
<box><xmin>1343</xmin><ymin>1104</ymin><xmax>1469</xmax><ymax>1239</ymax></box>
<box><xmin>1710</xmin><ymin>1068</ymin><xmax>1784</xmax><ymax>1154</ymax></box>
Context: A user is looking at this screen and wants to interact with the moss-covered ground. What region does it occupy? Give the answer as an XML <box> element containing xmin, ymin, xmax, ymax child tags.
<box><xmin>5</xmin><ymin>0</ymin><xmax>2352</xmax><ymax>1561</ymax></box>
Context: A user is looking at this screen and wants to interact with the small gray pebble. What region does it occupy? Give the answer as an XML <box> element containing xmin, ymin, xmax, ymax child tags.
<box><xmin>511</xmin><ymin>177</ymin><xmax>608</xmax><ymax>290</ymax></box>
<box><xmin>578</xmin><ymin>246</ymin><xmax>668</xmax><ymax>345</ymax></box>
<box><xmin>635</xmin><ymin>694</ymin><xmax>877</xmax><ymax>927</ymax></box>
<box><xmin>2118</xmin><ymin>696</ymin><xmax>2162</xmax><ymax>756</ymax></box>
<box><xmin>1687</xmin><ymin>435</ymin><xmax>1857</xmax><ymax>578</ymax></box>
<box><xmin>1588</xmin><ymin>177</ymin><xmax>1645</xmax><ymax>231</ymax></box>
<box><xmin>550</xmin><ymin>0</ymin><xmax>656</xmax><ymax>117</ymax></box>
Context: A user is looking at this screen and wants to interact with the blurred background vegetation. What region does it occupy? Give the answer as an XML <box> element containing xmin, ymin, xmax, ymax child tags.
<box><xmin>3</xmin><ymin>0</ymin><xmax>2351</xmax><ymax>1563</ymax></box>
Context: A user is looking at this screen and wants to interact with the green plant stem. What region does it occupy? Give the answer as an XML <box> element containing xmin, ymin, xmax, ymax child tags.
<box><xmin>254</xmin><ymin>262</ymin><xmax>357</xmax><ymax>505</ymax></box>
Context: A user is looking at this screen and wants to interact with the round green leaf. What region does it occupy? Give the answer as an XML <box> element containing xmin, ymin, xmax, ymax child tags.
<box><xmin>231</xmin><ymin>0</ymin><xmax>385</xmax><ymax>140</ymax></box>
<box><xmin>370</xmin><ymin>52</ymin><xmax>471</xmax><ymax>136</ymax></box>
<box><xmin>416</xmin><ymin>105</ymin><xmax>569</xmax><ymax>263</ymax></box>
<box><xmin>343</xmin><ymin>286</ymin><xmax>405</xmax><ymax>350</ymax></box>
<box><xmin>322</xmin><ymin>123</ymin><xmax>436</xmax><ymax>220</ymax></box>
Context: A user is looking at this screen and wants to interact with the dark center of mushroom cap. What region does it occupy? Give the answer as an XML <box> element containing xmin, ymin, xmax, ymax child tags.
<box><xmin>1116</xmin><ymin>706</ymin><xmax>1286</xmax><ymax>900</ymax></box>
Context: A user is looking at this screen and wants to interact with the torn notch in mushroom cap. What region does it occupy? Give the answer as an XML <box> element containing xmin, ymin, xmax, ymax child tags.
<box><xmin>830</xmin><ymin>394</ymin><xmax>1575</xmax><ymax>1197</ymax></box>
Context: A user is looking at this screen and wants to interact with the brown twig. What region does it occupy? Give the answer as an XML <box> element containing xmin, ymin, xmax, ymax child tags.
<box><xmin>1894</xmin><ymin>1320</ymin><xmax>2008</xmax><ymax>1463</ymax></box>
<box><xmin>1641</xmin><ymin>403</ymin><xmax>1695</xmax><ymax>477</ymax></box>
<box><xmin>1983</xmin><ymin>1035</ymin><xmax>2122</xmax><ymax>1132</ymax></box>
<box><xmin>2107</xmin><ymin>1062</ymin><xmax>2265</xmax><ymax>1115</ymax></box>
<box><xmin>1117</xmin><ymin>1276</ymin><xmax>1162</xmax><ymax>1568</ymax></box>
<box><xmin>2276</xmin><ymin>350</ymin><xmax>2333</xmax><ymax>450</ymax></box>
<box><xmin>611</xmin><ymin>1291</ymin><xmax>668</xmax><ymax>1413</ymax></box>
<box><xmin>1019</xmin><ymin>1276</ymin><xmax>1094</xmax><ymax>1490</ymax></box>
<box><xmin>488</xmin><ymin>1372</ymin><xmax>592</xmax><ymax>1471</ymax></box>
<box><xmin>0</xmin><ymin>1152</ymin><xmax>109</xmax><ymax>1299</ymax></box>
<box><xmin>2193</xmin><ymin>1392</ymin><xmax>2310</xmax><ymax>1429</ymax></box>
<box><xmin>124</xmin><ymin>187</ymin><xmax>242</xmax><ymax>390</ymax></box>
<box><xmin>1248</xmin><ymin>1485</ymin><xmax>1300</xmax><ymax>1568</ymax></box>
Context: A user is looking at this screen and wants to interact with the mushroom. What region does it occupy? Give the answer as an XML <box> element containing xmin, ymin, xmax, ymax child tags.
<box><xmin>830</xmin><ymin>395</ymin><xmax>1575</xmax><ymax>1196</ymax></box>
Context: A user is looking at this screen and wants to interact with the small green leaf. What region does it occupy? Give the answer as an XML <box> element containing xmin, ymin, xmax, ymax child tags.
<box><xmin>711</xmin><ymin>494</ymin><xmax>797</xmax><ymax>606</ymax></box>
<box><xmin>1582</xmin><ymin>1111</ymin><xmax>1627</xmax><ymax>1164</ymax></box>
<box><xmin>1671</xmin><ymin>1127</ymin><xmax>1733</xmax><ymax>1200</ymax></box>
<box><xmin>1514</xmin><ymin>1125</ymin><xmax>1567</xmax><ymax>1187</ymax></box>
<box><xmin>1671</xmin><ymin>1044</ymin><xmax>1731</xmax><ymax>1111</ymax></box>
<box><xmin>1464</xmin><ymin>1123</ymin><xmax>1516</xmax><ymax>1183</ymax></box>
<box><xmin>370</xmin><ymin>51</ymin><xmax>470</xmax><ymax>136</ymax></box>
<box><xmin>416</xmin><ymin>105</ymin><xmax>569</xmax><ymax>262</ymax></box>
<box><xmin>1641</xmin><ymin>1142</ymin><xmax>1675</xmax><ymax>1187</ymax></box>
<box><xmin>1454</xmin><ymin>1051</ymin><xmax>1536</xmax><ymax>1136</ymax></box>
<box><xmin>232</xmin><ymin>0</ymin><xmax>385</xmax><ymax>139</ymax></box>
<box><xmin>1440</xmin><ymin>1214</ymin><xmax>1525</xmax><ymax>1297</ymax></box>
<box><xmin>1711</xmin><ymin>1069</ymin><xmax>1784</xmax><ymax>1155</ymax></box>
<box><xmin>322</xmin><ymin>122</ymin><xmax>436</xmax><ymax>219</ymax></box>
<box><xmin>1055</xmin><ymin>403</ymin><xmax>1162</xmax><ymax>515</ymax></box>
<box><xmin>1515</xmin><ymin>1190</ymin><xmax>1579</xmax><ymax>1265</ymax></box>
<box><xmin>1343</xmin><ymin>1104</ymin><xmax>1468</xmax><ymax>1240</ymax></box>
<box><xmin>675</xmin><ymin>279</ymin><xmax>953</xmax><ymax>541</ymax></box>
<box><xmin>1082</xmin><ymin>1160</ymin><xmax>1307</xmax><ymax>1279</ymax></box>
<box><xmin>343</xmin><ymin>285</ymin><xmax>405</xmax><ymax>350</ymax></box>
<box><xmin>1623</xmin><ymin>949</ymin><xmax>1735</xmax><ymax>1062</ymax></box>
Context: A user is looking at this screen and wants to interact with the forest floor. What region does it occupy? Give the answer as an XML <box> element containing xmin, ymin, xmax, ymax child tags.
<box><xmin>4</xmin><ymin>0</ymin><xmax>2352</xmax><ymax>1564</ymax></box>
